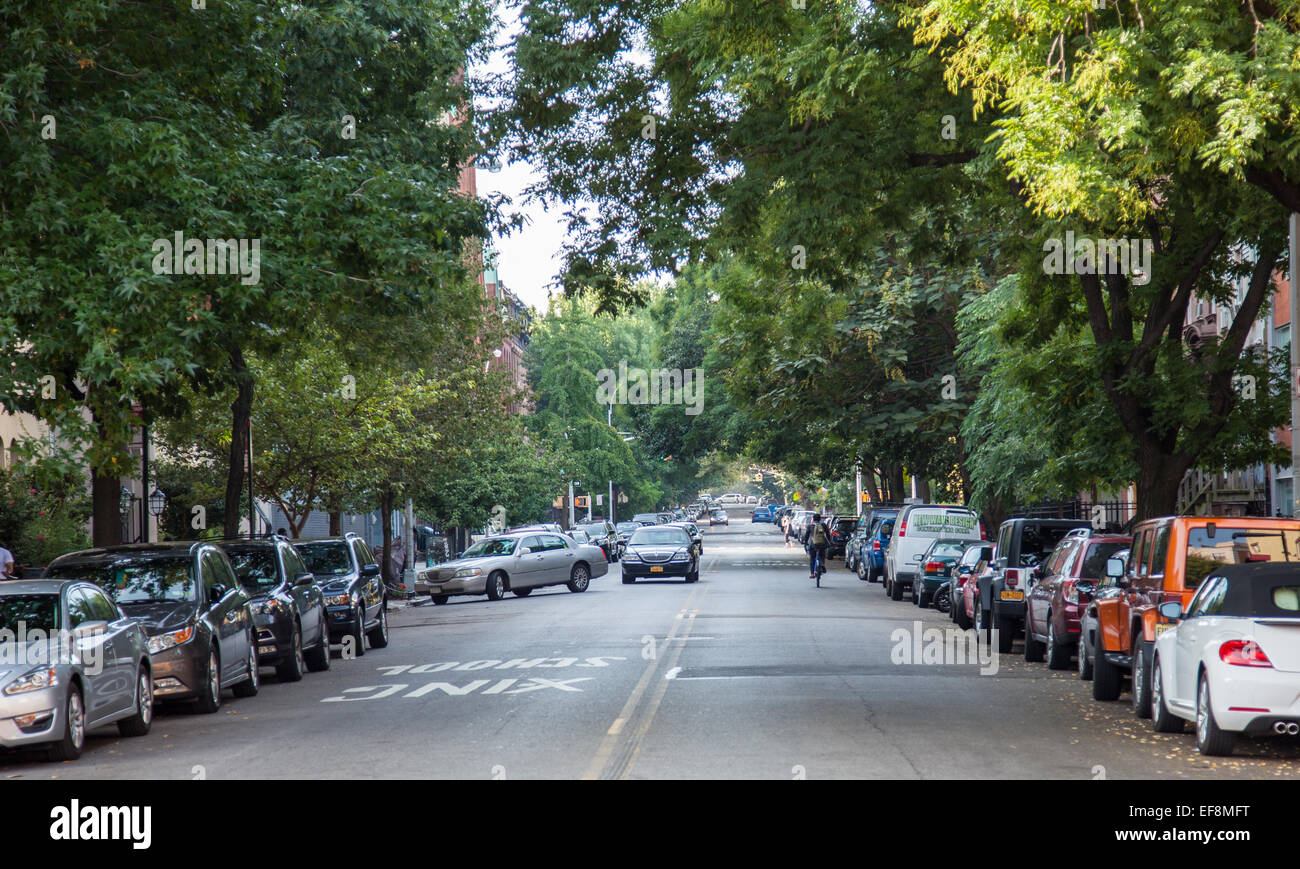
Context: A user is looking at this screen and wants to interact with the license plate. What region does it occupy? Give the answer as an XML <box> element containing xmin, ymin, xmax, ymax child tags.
<box><xmin>650</xmin><ymin>566</ymin><xmax>664</xmax><ymax>573</ymax></box>
<box><xmin>1154</xmin><ymin>622</ymin><xmax>1174</xmax><ymax>636</ymax></box>
<box><xmin>428</xmin><ymin>586</ymin><xmax>441</xmax><ymax>594</ymax></box>
<box><xmin>1000</xmin><ymin>590</ymin><xmax>1023</xmax><ymax>601</ymax></box>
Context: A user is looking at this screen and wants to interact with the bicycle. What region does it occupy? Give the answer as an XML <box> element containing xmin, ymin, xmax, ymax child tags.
<box><xmin>811</xmin><ymin>548</ymin><xmax>826</xmax><ymax>587</ymax></box>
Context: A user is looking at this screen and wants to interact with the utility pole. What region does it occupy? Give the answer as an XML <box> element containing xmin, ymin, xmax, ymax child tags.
<box><xmin>1290</xmin><ymin>213</ymin><xmax>1299</xmax><ymax>515</ymax></box>
<box><xmin>568</xmin><ymin>480</ymin><xmax>578</xmax><ymax>528</ymax></box>
<box><xmin>855</xmin><ymin>462</ymin><xmax>862</xmax><ymax>517</ymax></box>
<box><xmin>609</xmin><ymin>480</ymin><xmax>615</xmax><ymax>525</ymax></box>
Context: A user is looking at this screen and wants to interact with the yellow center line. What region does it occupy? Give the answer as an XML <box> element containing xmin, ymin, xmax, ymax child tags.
<box><xmin>581</xmin><ymin>584</ymin><xmax>701</xmax><ymax>780</ymax></box>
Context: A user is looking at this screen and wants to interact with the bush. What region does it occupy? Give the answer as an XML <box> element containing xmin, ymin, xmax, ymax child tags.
<box><xmin>0</xmin><ymin>468</ymin><xmax>91</xmax><ymax>570</ymax></box>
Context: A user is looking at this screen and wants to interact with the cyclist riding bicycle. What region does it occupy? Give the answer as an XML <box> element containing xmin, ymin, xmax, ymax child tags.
<box><xmin>806</xmin><ymin>513</ymin><xmax>829</xmax><ymax>579</ymax></box>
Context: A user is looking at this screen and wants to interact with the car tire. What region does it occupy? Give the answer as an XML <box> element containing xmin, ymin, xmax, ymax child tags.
<box><xmin>622</xmin><ymin>573</ymin><xmax>635</xmax><ymax>584</ymax></box>
<box><xmin>975</xmin><ymin>602</ymin><xmax>991</xmax><ymax>645</ymax></box>
<box><xmin>955</xmin><ymin>598</ymin><xmax>972</xmax><ymax>630</ymax></box>
<box><xmin>349</xmin><ymin>604</ymin><xmax>366</xmax><ymax>656</ymax></box>
<box><xmin>1046</xmin><ymin>621</ymin><xmax>1071</xmax><ymax>671</ymax></box>
<box><xmin>1151</xmin><ymin>657</ymin><xmax>1183</xmax><ymax>733</ymax></box>
<box><xmin>567</xmin><ymin>564</ymin><xmax>591</xmax><ymax>593</ymax></box>
<box><xmin>917</xmin><ymin>588</ymin><xmax>929</xmax><ymax>608</ymax></box>
<box><xmin>996</xmin><ymin>608</ymin><xmax>1016</xmax><ymax>654</ymax></box>
<box><xmin>891</xmin><ymin>577</ymin><xmax>904</xmax><ymax>601</ymax></box>
<box><xmin>193</xmin><ymin>647</ymin><xmax>222</xmax><ymax>714</ymax></box>
<box><xmin>276</xmin><ymin>625</ymin><xmax>305</xmax><ymax>682</ymax></box>
<box><xmin>305</xmin><ymin>620</ymin><xmax>331</xmax><ymax>672</ymax></box>
<box><xmin>486</xmin><ymin>571</ymin><xmax>507</xmax><ymax>601</ymax></box>
<box><xmin>232</xmin><ymin>642</ymin><xmax>260</xmax><ymax>697</ymax></box>
<box><xmin>1132</xmin><ymin>641</ymin><xmax>1153</xmax><ymax>719</ymax></box>
<box><xmin>366</xmin><ymin>603</ymin><xmax>390</xmax><ymax>648</ymax></box>
<box><xmin>1092</xmin><ymin>638</ymin><xmax>1122</xmax><ymax>701</ymax></box>
<box><xmin>431</xmin><ymin>595</ymin><xmax>449</xmax><ymax>605</ymax></box>
<box><xmin>117</xmin><ymin>665</ymin><xmax>154</xmax><ymax>737</ymax></box>
<box><xmin>684</xmin><ymin>568</ymin><xmax>698</xmax><ymax>583</ymax></box>
<box><xmin>47</xmin><ymin>684</ymin><xmax>86</xmax><ymax>762</ymax></box>
<box><xmin>1024</xmin><ymin>620</ymin><xmax>1045</xmax><ymax>663</ymax></box>
<box><xmin>513</xmin><ymin>587</ymin><xmax>533</xmax><ymax>597</ymax></box>
<box><xmin>1195</xmin><ymin>673</ymin><xmax>1235</xmax><ymax>756</ymax></box>
<box><xmin>1078</xmin><ymin>628</ymin><xmax>1095</xmax><ymax>680</ymax></box>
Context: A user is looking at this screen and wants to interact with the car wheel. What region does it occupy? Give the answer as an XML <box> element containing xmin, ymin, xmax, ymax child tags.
<box><xmin>622</xmin><ymin>573</ymin><xmax>635</xmax><ymax>584</ymax></box>
<box><xmin>366</xmin><ymin>603</ymin><xmax>390</xmax><ymax>648</ymax></box>
<box><xmin>486</xmin><ymin>571</ymin><xmax>507</xmax><ymax>601</ymax></box>
<box><xmin>276</xmin><ymin>625</ymin><xmax>305</xmax><ymax>682</ymax></box>
<box><xmin>1196</xmin><ymin>673</ymin><xmax>1235</xmax><ymax>756</ymax></box>
<box><xmin>996</xmin><ymin>607</ymin><xmax>1016</xmax><ymax>654</ymax></box>
<box><xmin>955</xmin><ymin>598</ymin><xmax>972</xmax><ymax>630</ymax></box>
<box><xmin>349</xmin><ymin>604</ymin><xmax>366</xmax><ymax>656</ymax></box>
<box><xmin>1151</xmin><ymin>657</ymin><xmax>1184</xmax><ymax>733</ymax></box>
<box><xmin>305</xmin><ymin>617</ymin><xmax>331</xmax><ymax>672</ymax></box>
<box><xmin>567</xmin><ymin>564</ymin><xmax>591</xmax><ymax>593</ymax></box>
<box><xmin>118</xmin><ymin>665</ymin><xmax>153</xmax><ymax>737</ymax></box>
<box><xmin>193</xmin><ymin>647</ymin><xmax>222</xmax><ymax>714</ymax></box>
<box><xmin>47</xmin><ymin>684</ymin><xmax>86</xmax><ymax>762</ymax></box>
<box><xmin>1078</xmin><ymin>627</ymin><xmax>1095</xmax><ymax>680</ymax></box>
<box><xmin>1024</xmin><ymin>619</ymin><xmax>1045</xmax><ymax>663</ymax></box>
<box><xmin>1092</xmin><ymin>637</ymin><xmax>1121</xmax><ymax>701</ymax></box>
<box><xmin>856</xmin><ymin>561</ymin><xmax>866</xmax><ymax>581</ymax></box>
<box><xmin>975</xmin><ymin>601</ymin><xmax>991</xmax><ymax>645</ymax></box>
<box><xmin>1132</xmin><ymin>641</ymin><xmax>1153</xmax><ymax>719</ymax></box>
<box><xmin>431</xmin><ymin>595</ymin><xmax>449</xmax><ymax>605</ymax></box>
<box><xmin>232</xmin><ymin>642</ymin><xmax>259</xmax><ymax>697</ymax></box>
<box><xmin>513</xmin><ymin>587</ymin><xmax>533</xmax><ymax>597</ymax></box>
<box><xmin>891</xmin><ymin>577</ymin><xmax>904</xmax><ymax>601</ymax></box>
<box><xmin>1046</xmin><ymin>621</ymin><xmax>1071</xmax><ymax>671</ymax></box>
<box><xmin>684</xmin><ymin>568</ymin><xmax>699</xmax><ymax>583</ymax></box>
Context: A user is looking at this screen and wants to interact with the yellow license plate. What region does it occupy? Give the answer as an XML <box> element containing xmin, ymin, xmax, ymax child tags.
<box><xmin>650</xmin><ymin>566</ymin><xmax>664</xmax><ymax>573</ymax></box>
<box><xmin>1000</xmin><ymin>590</ymin><xmax>1024</xmax><ymax>601</ymax></box>
<box><xmin>1155</xmin><ymin>622</ymin><xmax>1174</xmax><ymax>636</ymax></box>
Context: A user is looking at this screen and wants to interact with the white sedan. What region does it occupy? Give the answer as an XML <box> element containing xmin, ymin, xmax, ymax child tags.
<box><xmin>1151</xmin><ymin>563</ymin><xmax>1300</xmax><ymax>755</ymax></box>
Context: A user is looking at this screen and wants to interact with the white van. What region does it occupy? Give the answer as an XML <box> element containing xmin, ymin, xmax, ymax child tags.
<box><xmin>884</xmin><ymin>504</ymin><xmax>982</xmax><ymax>602</ymax></box>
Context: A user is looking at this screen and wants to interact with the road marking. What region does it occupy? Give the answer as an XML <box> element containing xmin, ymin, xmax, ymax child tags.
<box><xmin>620</xmin><ymin>605</ymin><xmax>698</xmax><ymax>779</ymax></box>
<box><xmin>582</xmin><ymin>587</ymin><xmax>701</xmax><ymax>779</ymax></box>
<box><xmin>664</xmin><ymin>667</ymin><xmax>681</xmax><ymax>680</ymax></box>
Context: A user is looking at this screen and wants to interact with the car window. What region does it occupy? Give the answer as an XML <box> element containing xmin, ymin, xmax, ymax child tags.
<box><xmin>284</xmin><ymin>546</ymin><xmax>309</xmax><ymax>579</ymax></box>
<box><xmin>205</xmin><ymin>550</ymin><xmax>241</xmax><ymax>592</ymax></box>
<box><xmin>1149</xmin><ymin>525</ymin><xmax>1170</xmax><ymax>578</ymax></box>
<box><xmin>518</xmin><ymin>535</ymin><xmax>543</xmax><ymax>553</ymax></box>
<box><xmin>996</xmin><ymin>523</ymin><xmax>1012</xmax><ymax>560</ymax></box>
<box><xmin>83</xmin><ymin>587</ymin><xmax>120</xmax><ymax>621</ymax></box>
<box><xmin>0</xmin><ymin>594</ymin><xmax>60</xmax><ymax>634</ymax></box>
<box><xmin>351</xmin><ymin>539</ymin><xmax>375</xmax><ymax>568</ymax></box>
<box><xmin>1184</xmin><ymin>526</ymin><xmax>1300</xmax><ymax>588</ymax></box>
<box><xmin>543</xmin><ymin>534</ymin><xmax>569</xmax><ymax>551</ymax></box>
<box><xmin>1186</xmin><ymin>575</ymin><xmax>1228</xmax><ymax>617</ymax></box>
<box><xmin>297</xmin><ymin>542</ymin><xmax>353</xmax><ymax>575</ymax></box>
<box><xmin>224</xmin><ymin>546</ymin><xmax>282</xmax><ymax>593</ymax></box>
<box><xmin>1079</xmin><ymin>541</ymin><xmax>1130</xmax><ymax>579</ymax></box>
<box><xmin>66</xmin><ymin>588</ymin><xmax>96</xmax><ymax>628</ymax></box>
<box><xmin>1133</xmin><ymin>530</ymin><xmax>1152</xmax><ymax>579</ymax></box>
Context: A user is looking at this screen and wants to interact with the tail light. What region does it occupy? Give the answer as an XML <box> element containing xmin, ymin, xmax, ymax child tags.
<box><xmin>978</xmin><ymin>522</ymin><xmax>986</xmax><ymax>540</ymax></box>
<box><xmin>1220</xmin><ymin>640</ymin><xmax>1273</xmax><ymax>668</ymax></box>
<box><xmin>898</xmin><ymin>520</ymin><xmax>906</xmax><ymax>538</ymax></box>
<box><xmin>1064</xmin><ymin>580</ymin><xmax>1079</xmax><ymax>604</ymax></box>
<box><xmin>1005</xmin><ymin>568</ymin><xmax>1020</xmax><ymax>588</ymax></box>
<box><xmin>924</xmin><ymin>560</ymin><xmax>944</xmax><ymax>573</ymax></box>
<box><xmin>872</xmin><ymin>540</ymin><xmax>881</xmax><ymax>552</ymax></box>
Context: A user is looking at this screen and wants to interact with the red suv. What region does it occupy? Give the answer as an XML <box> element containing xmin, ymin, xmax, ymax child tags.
<box><xmin>1023</xmin><ymin>532</ymin><xmax>1131</xmax><ymax>670</ymax></box>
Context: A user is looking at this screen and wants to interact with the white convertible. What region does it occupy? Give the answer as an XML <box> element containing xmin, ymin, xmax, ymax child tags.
<box><xmin>1151</xmin><ymin>563</ymin><xmax>1300</xmax><ymax>755</ymax></box>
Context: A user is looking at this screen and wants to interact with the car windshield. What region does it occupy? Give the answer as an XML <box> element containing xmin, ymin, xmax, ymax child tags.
<box><xmin>616</xmin><ymin>523</ymin><xmax>640</xmax><ymax>534</ymax></box>
<box><xmin>1080</xmin><ymin>542</ymin><xmax>1130</xmax><ymax>579</ymax></box>
<box><xmin>0</xmin><ymin>594</ymin><xmax>60</xmax><ymax>635</ymax></box>
<box><xmin>223</xmin><ymin>547</ymin><xmax>281</xmax><ymax>593</ymax></box>
<box><xmin>1184</xmin><ymin>527</ymin><xmax>1300</xmax><ymax>588</ymax></box>
<box><xmin>577</xmin><ymin>524</ymin><xmax>606</xmax><ymax>536</ymax></box>
<box><xmin>461</xmin><ymin>538</ymin><xmax>518</xmax><ymax>558</ymax></box>
<box><xmin>50</xmin><ymin>555</ymin><xmax>197</xmax><ymax>604</ymax></box>
<box><xmin>929</xmin><ymin>541</ymin><xmax>968</xmax><ymax>558</ymax></box>
<box><xmin>296</xmin><ymin>542</ymin><xmax>353</xmax><ymax>575</ymax></box>
<box><xmin>631</xmin><ymin>528</ymin><xmax>690</xmax><ymax>546</ymax></box>
<box><xmin>835</xmin><ymin>519</ymin><xmax>858</xmax><ymax>532</ymax></box>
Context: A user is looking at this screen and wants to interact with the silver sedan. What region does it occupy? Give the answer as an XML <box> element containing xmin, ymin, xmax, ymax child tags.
<box><xmin>414</xmin><ymin>531</ymin><xmax>609</xmax><ymax>604</ymax></box>
<box><xmin>0</xmin><ymin>580</ymin><xmax>154</xmax><ymax>761</ymax></box>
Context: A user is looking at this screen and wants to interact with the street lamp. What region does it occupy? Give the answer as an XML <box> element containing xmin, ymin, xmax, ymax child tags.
<box><xmin>149</xmin><ymin>488</ymin><xmax>167</xmax><ymax>517</ymax></box>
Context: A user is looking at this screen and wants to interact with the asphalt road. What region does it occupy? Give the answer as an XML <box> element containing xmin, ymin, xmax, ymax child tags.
<box><xmin>5</xmin><ymin>511</ymin><xmax>1300</xmax><ymax>779</ymax></box>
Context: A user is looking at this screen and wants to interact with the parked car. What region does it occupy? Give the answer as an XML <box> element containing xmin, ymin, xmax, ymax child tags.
<box><xmin>827</xmin><ymin>517</ymin><xmax>860</xmax><ymax>559</ymax></box>
<box><xmin>1079</xmin><ymin>548</ymin><xmax>1128</xmax><ymax>682</ymax></box>
<box><xmin>845</xmin><ymin>523</ymin><xmax>870</xmax><ymax>574</ymax></box>
<box><xmin>576</xmin><ymin>521</ymin><xmax>620</xmax><ymax>563</ymax></box>
<box><xmin>751</xmin><ymin>506</ymin><xmax>775</xmax><ymax>523</ymax></box>
<box><xmin>416</xmin><ymin>531</ymin><xmax>608</xmax><ymax>602</ymax></box>
<box><xmin>45</xmin><ymin>542</ymin><xmax>260</xmax><ymax>713</ymax></box>
<box><xmin>976</xmin><ymin>518</ymin><xmax>1091</xmax><ymax>653</ymax></box>
<box><xmin>0</xmin><ymin>579</ymin><xmax>154</xmax><ymax>760</ymax></box>
<box><xmin>295</xmin><ymin>533</ymin><xmax>389</xmax><ymax>654</ymax></box>
<box><xmin>911</xmin><ymin>538</ymin><xmax>970</xmax><ymax>607</ymax></box>
<box><xmin>1023</xmin><ymin>533</ymin><xmax>1131</xmax><ymax>670</ymax></box>
<box><xmin>951</xmin><ymin>543</ymin><xmax>993</xmax><ymax>629</ymax></box>
<box><xmin>857</xmin><ymin>512</ymin><xmax>899</xmax><ymax>582</ymax></box>
<box><xmin>217</xmin><ymin>539</ymin><xmax>331</xmax><ymax>681</ymax></box>
<box><xmin>1151</xmin><ymin>562</ymin><xmax>1300</xmax><ymax>755</ymax></box>
<box><xmin>621</xmin><ymin>525</ymin><xmax>701</xmax><ymax>583</ymax></box>
<box><xmin>632</xmin><ymin>513</ymin><xmax>663</xmax><ymax>525</ymax></box>
<box><xmin>1087</xmin><ymin>515</ymin><xmax>1300</xmax><ymax>718</ymax></box>
<box><xmin>884</xmin><ymin>505</ymin><xmax>982</xmax><ymax>602</ymax></box>
<box><xmin>709</xmin><ymin>509</ymin><xmax>729</xmax><ymax>527</ymax></box>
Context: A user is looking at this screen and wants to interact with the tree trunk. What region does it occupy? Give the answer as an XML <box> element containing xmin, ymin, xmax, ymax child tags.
<box><xmin>887</xmin><ymin>463</ymin><xmax>904</xmax><ymax>503</ymax></box>
<box><xmin>380</xmin><ymin>488</ymin><xmax>395</xmax><ymax>585</ymax></box>
<box><xmin>223</xmin><ymin>344</ymin><xmax>254</xmax><ymax>538</ymax></box>
<box><xmin>915</xmin><ymin>477</ymin><xmax>931</xmax><ymax>502</ymax></box>
<box><xmin>1134</xmin><ymin>443</ymin><xmax>1192</xmax><ymax>521</ymax></box>
<box><xmin>329</xmin><ymin>510</ymin><xmax>342</xmax><ymax>536</ymax></box>
<box><xmin>91</xmin><ymin>470</ymin><xmax>124</xmax><ymax>547</ymax></box>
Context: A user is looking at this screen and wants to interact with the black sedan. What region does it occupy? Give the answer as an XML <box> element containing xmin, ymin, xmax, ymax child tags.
<box><xmin>621</xmin><ymin>526</ymin><xmax>700</xmax><ymax>584</ymax></box>
<box><xmin>294</xmin><ymin>534</ymin><xmax>389</xmax><ymax>657</ymax></box>
<box><xmin>218</xmin><ymin>539</ymin><xmax>331</xmax><ymax>680</ymax></box>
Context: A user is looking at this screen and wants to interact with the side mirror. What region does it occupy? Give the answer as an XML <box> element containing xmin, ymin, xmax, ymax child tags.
<box><xmin>72</xmin><ymin>619</ymin><xmax>108</xmax><ymax>638</ymax></box>
<box><xmin>1105</xmin><ymin>557</ymin><xmax>1125</xmax><ymax>579</ymax></box>
<box><xmin>518</xmin><ymin>546</ymin><xmax>532</xmax><ymax>555</ymax></box>
<box><xmin>209</xmin><ymin>584</ymin><xmax>228</xmax><ymax>603</ymax></box>
<box><xmin>293</xmin><ymin>571</ymin><xmax>315</xmax><ymax>587</ymax></box>
<box><xmin>360</xmin><ymin>564</ymin><xmax>380</xmax><ymax>578</ymax></box>
<box><xmin>912</xmin><ymin>553</ymin><xmax>924</xmax><ymax>562</ymax></box>
<box><xmin>1158</xmin><ymin>601</ymin><xmax>1183</xmax><ymax>620</ymax></box>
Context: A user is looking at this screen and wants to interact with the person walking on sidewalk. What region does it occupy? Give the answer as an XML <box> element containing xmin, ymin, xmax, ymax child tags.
<box><xmin>0</xmin><ymin>543</ymin><xmax>14</xmax><ymax>579</ymax></box>
<box><xmin>782</xmin><ymin>512</ymin><xmax>794</xmax><ymax>548</ymax></box>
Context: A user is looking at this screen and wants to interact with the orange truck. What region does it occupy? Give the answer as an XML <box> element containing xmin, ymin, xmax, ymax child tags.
<box><xmin>1088</xmin><ymin>515</ymin><xmax>1300</xmax><ymax>717</ymax></box>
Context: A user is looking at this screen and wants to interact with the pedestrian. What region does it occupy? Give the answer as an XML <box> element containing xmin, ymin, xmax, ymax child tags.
<box><xmin>782</xmin><ymin>512</ymin><xmax>793</xmax><ymax>548</ymax></box>
<box><xmin>0</xmin><ymin>542</ymin><xmax>13</xmax><ymax>579</ymax></box>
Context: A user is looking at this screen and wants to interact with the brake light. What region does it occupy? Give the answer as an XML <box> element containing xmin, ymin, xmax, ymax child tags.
<box><xmin>1005</xmin><ymin>568</ymin><xmax>1020</xmax><ymax>588</ymax></box>
<box><xmin>978</xmin><ymin>522</ymin><xmax>986</xmax><ymax>540</ymax></box>
<box><xmin>1220</xmin><ymin>640</ymin><xmax>1273</xmax><ymax>668</ymax></box>
<box><xmin>924</xmin><ymin>560</ymin><xmax>944</xmax><ymax>573</ymax></box>
<box><xmin>1064</xmin><ymin>580</ymin><xmax>1079</xmax><ymax>604</ymax></box>
<box><xmin>872</xmin><ymin>540</ymin><xmax>881</xmax><ymax>552</ymax></box>
<box><xmin>898</xmin><ymin>520</ymin><xmax>906</xmax><ymax>538</ymax></box>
